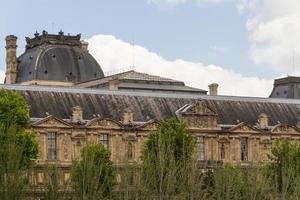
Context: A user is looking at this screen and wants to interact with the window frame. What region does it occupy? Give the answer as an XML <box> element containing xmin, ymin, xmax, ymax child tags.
<box><xmin>240</xmin><ymin>137</ymin><xmax>248</xmax><ymax>161</ymax></box>
<box><xmin>197</xmin><ymin>136</ymin><xmax>205</xmax><ymax>161</ymax></box>
<box><xmin>99</xmin><ymin>133</ymin><xmax>109</xmax><ymax>149</ymax></box>
<box><xmin>47</xmin><ymin>132</ymin><xmax>57</xmax><ymax>160</ymax></box>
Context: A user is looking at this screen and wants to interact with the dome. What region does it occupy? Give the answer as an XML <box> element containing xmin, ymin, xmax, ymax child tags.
<box><xmin>16</xmin><ymin>31</ymin><xmax>104</xmax><ymax>84</ymax></box>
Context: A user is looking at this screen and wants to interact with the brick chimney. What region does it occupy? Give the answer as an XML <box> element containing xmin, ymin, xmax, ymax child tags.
<box><xmin>5</xmin><ymin>35</ymin><xmax>18</xmax><ymax>84</ymax></box>
<box><xmin>258</xmin><ymin>113</ymin><xmax>268</xmax><ymax>129</ymax></box>
<box><xmin>72</xmin><ymin>106</ymin><xmax>83</xmax><ymax>123</ymax></box>
<box><xmin>208</xmin><ymin>83</ymin><xmax>219</xmax><ymax>96</ymax></box>
<box><xmin>123</xmin><ymin>108</ymin><xmax>133</xmax><ymax>124</ymax></box>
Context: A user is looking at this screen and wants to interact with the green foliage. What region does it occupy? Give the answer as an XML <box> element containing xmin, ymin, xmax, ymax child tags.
<box><xmin>0</xmin><ymin>89</ymin><xmax>38</xmax><ymax>200</ymax></box>
<box><xmin>71</xmin><ymin>144</ymin><xmax>115</xmax><ymax>199</ymax></box>
<box><xmin>0</xmin><ymin>89</ymin><xmax>37</xmax><ymax>169</ymax></box>
<box><xmin>0</xmin><ymin>126</ymin><xmax>38</xmax><ymax>170</ymax></box>
<box><xmin>266</xmin><ymin>139</ymin><xmax>300</xmax><ymax>199</ymax></box>
<box><xmin>39</xmin><ymin>165</ymin><xmax>70</xmax><ymax>200</ymax></box>
<box><xmin>141</xmin><ymin>118</ymin><xmax>196</xmax><ymax>199</ymax></box>
<box><xmin>0</xmin><ymin>89</ymin><xmax>30</xmax><ymax>128</ymax></box>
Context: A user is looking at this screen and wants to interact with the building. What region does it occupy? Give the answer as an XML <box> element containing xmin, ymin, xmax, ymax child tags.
<box><xmin>3</xmin><ymin>31</ymin><xmax>300</xmax><ymax>184</ymax></box>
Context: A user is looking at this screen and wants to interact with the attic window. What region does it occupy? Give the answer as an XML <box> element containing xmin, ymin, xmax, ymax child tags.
<box><xmin>276</xmin><ymin>92</ymin><xmax>280</xmax><ymax>96</ymax></box>
<box><xmin>44</xmin><ymin>70</ymin><xmax>48</xmax><ymax>74</ymax></box>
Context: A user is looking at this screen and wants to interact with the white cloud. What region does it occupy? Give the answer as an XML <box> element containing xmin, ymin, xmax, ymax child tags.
<box><xmin>240</xmin><ymin>0</ymin><xmax>300</xmax><ymax>73</ymax></box>
<box><xmin>87</xmin><ymin>35</ymin><xmax>272</xmax><ymax>97</ymax></box>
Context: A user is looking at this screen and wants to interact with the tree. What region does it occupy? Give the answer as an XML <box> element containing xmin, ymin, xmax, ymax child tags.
<box><xmin>0</xmin><ymin>89</ymin><xmax>30</xmax><ymax>129</ymax></box>
<box><xmin>0</xmin><ymin>89</ymin><xmax>38</xmax><ymax>200</ymax></box>
<box><xmin>266</xmin><ymin>139</ymin><xmax>300</xmax><ymax>199</ymax></box>
<box><xmin>141</xmin><ymin>118</ymin><xmax>196</xmax><ymax>199</ymax></box>
<box><xmin>0</xmin><ymin>89</ymin><xmax>38</xmax><ymax>169</ymax></box>
<box><xmin>71</xmin><ymin>144</ymin><xmax>115</xmax><ymax>200</ymax></box>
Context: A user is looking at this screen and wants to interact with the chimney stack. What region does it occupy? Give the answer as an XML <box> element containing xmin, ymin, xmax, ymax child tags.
<box><xmin>72</xmin><ymin>106</ymin><xmax>83</xmax><ymax>123</ymax></box>
<box><xmin>109</xmin><ymin>79</ymin><xmax>119</xmax><ymax>90</ymax></box>
<box><xmin>123</xmin><ymin>108</ymin><xmax>133</xmax><ymax>124</ymax></box>
<box><xmin>208</xmin><ymin>83</ymin><xmax>219</xmax><ymax>96</ymax></box>
<box><xmin>258</xmin><ymin>113</ymin><xmax>268</xmax><ymax>129</ymax></box>
<box><xmin>5</xmin><ymin>35</ymin><xmax>18</xmax><ymax>84</ymax></box>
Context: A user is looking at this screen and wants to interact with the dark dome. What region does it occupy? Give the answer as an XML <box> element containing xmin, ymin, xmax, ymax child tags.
<box><xmin>16</xmin><ymin>32</ymin><xmax>104</xmax><ymax>84</ymax></box>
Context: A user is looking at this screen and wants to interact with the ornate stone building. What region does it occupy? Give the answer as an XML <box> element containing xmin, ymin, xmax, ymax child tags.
<box><xmin>3</xmin><ymin>31</ymin><xmax>300</xmax><ymax>184</ymax></box>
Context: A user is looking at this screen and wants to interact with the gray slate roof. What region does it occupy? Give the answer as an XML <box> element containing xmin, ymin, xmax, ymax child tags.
<box><xmin>76</xmin><ymin>70</ymin><xmax>207</xmax><ymax>94</ymax></box>
<box><xmin>1</xmin><ymin>84</ymin><xmax>300</xmax><ymax>126</ymax></box>
<box><xmin>16</xmin><ymin>32</ymin><xmax>104</xmax><ymax>84</ymax></box>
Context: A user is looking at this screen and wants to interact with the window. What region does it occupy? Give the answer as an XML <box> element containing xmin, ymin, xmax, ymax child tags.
<box><xmin>127</xmin><ymin>142</ymin><xmax>133</xmax><ymax>159</ymax></box>
<box><xmin>197</xmin><ymin>136</ymin><xmax>205</xmax><ymax>160</ymax></box>
<box><xmin>47</xmin><ymin>132</ymin><xmax>57</xmax><ymax>160</ymax></box>
<box><xmin>241</xmin><ymin>137</ymin><xmax>248</xmax><ymax>161</ymax></box>
<box><xmin>100</xmin><ymin>134</ymin><xmax>109</xmax><ymax>149</ymax></box>
<box><xmin>220</xmin><ymin>143</ymin><xmax>225</xmax><ymax>160</ymax></box>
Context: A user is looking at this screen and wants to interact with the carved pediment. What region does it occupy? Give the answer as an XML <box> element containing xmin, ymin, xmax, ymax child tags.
<box><xmin>230</xmin><ymin>122</ymin><xmax>260</xmax><ymax>133</ymax></box>
<box><xmin>182</xmin><ymin>100</ymin><xmax>217</xmax><ymax>116</ymax></box>
<box><xmin>86</xmin><ymin>118</ymin><xmax>122</xmax><ymax>129</ymax></box>
<box><xmin>138</xmin><ymin>120</ymin><xmax>160</xmax><ymax>131</ymax></box>
<box><xmin>32</xmin><ymin>116</ymin><xmax>72</xmax><ymax>128</ymax></box>
<box><xmin>271</xmin><ymin>123</ymin><xmax>300</xmax><ymax>134</ymax></box>
<box><xmin>180</xmin><ymin>100</ymin><xmax>218</xmax><ymax>129</ymax></box>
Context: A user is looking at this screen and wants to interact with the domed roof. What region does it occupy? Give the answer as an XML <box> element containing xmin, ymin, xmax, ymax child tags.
<box><xmin>16</xmin><ymin>31</ymin><xmax>104</xmax><ymax>84</ymax></box>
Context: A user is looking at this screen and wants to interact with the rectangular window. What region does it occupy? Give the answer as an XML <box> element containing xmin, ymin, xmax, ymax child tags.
<box><xmin>220</xmin><ymin>143</ymin><xmax>225</xmax><ymax>160</ymax></box>
<box><xmin>197</xmin><ymin>136</ymin><xmax>205</xmax><ymax>161</ymax></box>
<box><xmin>47</xmin><ymin>132</ymin><xmax>57</xmax><ymax>160</ymax></box>
<box><xmin>100</xmin><ymin>134</ymin><xmax>109</xmax><ymax>149</ymax></box>
<box><xmin>241</xmin><ymin>137</ymin><xmax>248</xmax><ymax>161</ymax></box>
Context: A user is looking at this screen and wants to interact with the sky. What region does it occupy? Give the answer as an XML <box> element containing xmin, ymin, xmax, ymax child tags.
<box><xmin>1</xmin><ymin>0</ymin><xmax>300</xmax><ymax>96</ymax></box>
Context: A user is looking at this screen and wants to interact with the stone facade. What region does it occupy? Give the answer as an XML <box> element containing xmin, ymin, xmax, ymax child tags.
<box><xmin>28</xmin><ymin>99</ymin><xmax>300</xmax><ymax>185</ymax></box>
<box><xmin>4</xmin><ymin>31</ymin><xmax>300</xmax><ymax>187</ymax></box>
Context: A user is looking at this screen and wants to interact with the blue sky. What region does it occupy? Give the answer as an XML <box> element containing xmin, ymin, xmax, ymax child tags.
<box><xmin>0</xmin><ymin>0</ymin><xmax>278</xmax><ymax>79</ymax></box>
<box><xmin>2</xmin><ymin>0</ymin><xmax>300</xmax><ymax>96</ymax></box>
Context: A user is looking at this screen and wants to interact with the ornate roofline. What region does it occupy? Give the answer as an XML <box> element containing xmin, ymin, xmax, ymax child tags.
<box><xmin>25</xmin><ymin>30</ymin><xmax>82</xmax><ymax>49</ymax></box>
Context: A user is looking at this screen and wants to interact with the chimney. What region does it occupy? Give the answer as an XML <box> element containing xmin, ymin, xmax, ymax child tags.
<box><xmin>208</xmin><ymin>83</ymin><xmax>219</xmax><ymax>96</ymax></box>
<box><xmin>123</xmin><ymin>108</ymin><xmax>133</xmax><ymax>124</ymax></box>
<box><xmin>258</xmin><ymin>113</ymin><xmax>268</xmax><ymax>129</ymax></box>
<box><xmin>81</xmin><ymin>41</ymin><xmax>89</xmax><ymax>52</ymax></box>
<box><xmin>109</xmin><ymin>79</ymin><xmax>119</xmax><ymax>90</ymax></box>
<box><xmin>5</xmin><ymin>35</ymin><xmax>18</xmax><ymax>84</ymax></box>
<box><xmin>72</xmin><ymin>106</ymin><xmax>83</xmax><ymax>123</ymax></box>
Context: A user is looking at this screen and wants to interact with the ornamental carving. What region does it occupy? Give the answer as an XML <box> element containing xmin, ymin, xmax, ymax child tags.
<box><xmin>271</xmin><ymin>123</ymin><xmax>300</xmax><ymax>134</ymax></box>
<box><xmin>87</xmin><ymin>118</ymin><xmax>121</xmax><ymax>129</ymax></box>
<box><xmin>230</xmin><ymin>122</ymin><xmax>260</xmax><ymax>133</ymax></box>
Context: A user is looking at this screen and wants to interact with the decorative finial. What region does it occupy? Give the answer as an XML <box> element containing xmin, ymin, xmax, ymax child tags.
<box><xmin>59</xmin><ymin>29</ymin><xmax>64</xmax><ymax>36</ymax></box>
<box><xmin>34</xmin><ymin>31</ymin><xmax>39</xmax><ymax>38</ymax></box>
<box><xmin>42</xmin><ymin>30</ymin><xmax>48</xmax><ymax>35</ymax></box>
